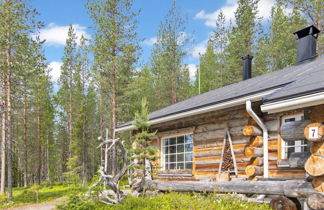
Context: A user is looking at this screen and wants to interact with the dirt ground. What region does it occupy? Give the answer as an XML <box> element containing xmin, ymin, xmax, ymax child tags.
<box><xmin>5</xmin><ymin>197</ymin><xmax>67</xmax><ymax>210</ymax></box>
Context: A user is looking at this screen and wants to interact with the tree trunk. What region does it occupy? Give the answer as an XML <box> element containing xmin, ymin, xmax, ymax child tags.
<box><xmin>37</xmin><ymin>113</ymin><xmax>42</xmax><ymax>185</ymax></box>
<box><xmin>0</xmin><ymin>74</ymin><xmax>6</xmax><ymax>194</ymax></box>
<box><xmin>280</xmin><ymin>120</ymin><xmax>311</xmax><ymax>141</ymax></box>
<box><xmin>305</xmin><ymin>154</ymin><xmax>324</xmax><ymax>177</ymax></box>
<box><xmin>23</xmin><ymin>88</ymin><xmax>28</xmax><ymax>187</ymax></box>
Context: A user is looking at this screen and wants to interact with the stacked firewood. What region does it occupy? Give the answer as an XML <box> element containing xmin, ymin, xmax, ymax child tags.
<box><xmin>221</xmin><ymin>141</ymin><xmax>234</xmax><ymax>171</ymax></box>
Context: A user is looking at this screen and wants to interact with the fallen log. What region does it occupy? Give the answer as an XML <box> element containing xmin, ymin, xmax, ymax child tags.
<box><xmin>243</xmin><ymin>125</ymin><xmax>262</xmax><ymax>136</ymax></box>
<box><xmin>245</xmin><ymin>165</ymin><xmax>263</xmax><ymax>176</ymax></box>
<box><xmin>306</xmin><ymin>193</ymin><xmax>324</xmax><ymax>210</ymax></box>
<box><xmin>145</xmin><ymin>179</ymin><xmax>317</xmax><ymax>198</ymax></box>
<box><xmin>305</xmin><ymin>154</ymin><xmax>324</xmax><ymax>177</ymax></box>
<box><xmin>280</xmin><ymin>120</ymin><xmax>311</xmax><ymax>141</ymax></box>
<box><xmin>270</xmin><ymin>196</ymin><xmax>297</xmax><ymax>210</ymax></box>
<box><xmin>288</xmin><ymin>152</ymin><xmax>310</xmax><ymax>169</ymax></box>
<box><xmin>310</xmin><ymin>141</ymin><xmax>324</xmax><ymax>155</ymax></box>
<box><xmin>304</xmin><ymin>122</ymin><xmax>324</xmax><ymax>142</ymax></box>
<box><xmin>244</xmin><ymin>147</ymin><xmax>263</xmax><ymax>158</ymax></box>
<box><xmin>312</xmin><ymin>176</ymin><xmax>324</xmax><ymax>192</ymax></box>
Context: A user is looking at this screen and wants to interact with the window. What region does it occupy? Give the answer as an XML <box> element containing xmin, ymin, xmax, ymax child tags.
<box><xmin>162</xmin><ymin>134</ymin><xmax>193</xmax><ymax>170</ymax></box>
<box><xmin>281</xmin><ymin>114</ymin><xmax>308</xmax><ymax>159</ymax></box>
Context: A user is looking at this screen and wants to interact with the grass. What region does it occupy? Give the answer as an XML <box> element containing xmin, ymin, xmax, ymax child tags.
<box><xmin>0</xmin><ymin>184</ymin><xmax>86</xmax><ymax>208</ymax></box>
<box><xmin>58</xmin><ymin>192</ymin><xmax>271</xmax><ymax>210</ymax></box>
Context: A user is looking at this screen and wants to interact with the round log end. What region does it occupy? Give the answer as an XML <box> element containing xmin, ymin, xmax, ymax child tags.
<box><xmin>307</xmin><ymin>193</ymin><xmax>324</xmax><ymax>210</ymax></box>
<box><xmin>312</xmin><ymin>176</ymin><xmax>324</xmax><ymax>192</ymax></box>
<box><xmin>245</xmin><ymin>165</ymin><xmax>263</xmax><ymax>177</ymax></box>
<box><xmin>245</xmin><ymin>147</ymin><xmax>254</xmax><ymax>158</ymax></box>
<box><xmin>304</xmin><ymin>123</ymin><xmax>324</xmax><ymax>142</ymax></box>
<box><xmin>243</xmin><ymin>125</ymin><xmax>253</xmax><ymax>136</ymax></box>
<box><xmin>305</xmin><ymin>154</ymin><xmax>324</xmax><ymax>177</ymax></box>
<box><xmin>310</xmin><ymin>141</ymin><xmax>324</xmax><ymax>156</ymax></box>
<box><xmin>270</xmin><ymin>196</ymin><xmax>298</xmax><ymax>210</ymax></box>
<box><xmin>250</xmin><ymin>136</ymin><xmax>263</xmax><ymax>147</ymax></box>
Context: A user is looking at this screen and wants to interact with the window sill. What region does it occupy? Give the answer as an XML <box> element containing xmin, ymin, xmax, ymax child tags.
<box><xmin>158</xmin><ymin>169</ymin><xmax>193</xmax><ymax>177</ymax></box>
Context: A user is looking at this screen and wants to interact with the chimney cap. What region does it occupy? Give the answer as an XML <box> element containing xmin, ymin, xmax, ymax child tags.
<box><xmin>294</xmin><ymin>25</ymin><xmax>320</xmax><ymax>39</ymax></box>
<box><xmin>242</xmin><ymin>54</ymin><xmax>254</xmax><ymax>60</ymax></box>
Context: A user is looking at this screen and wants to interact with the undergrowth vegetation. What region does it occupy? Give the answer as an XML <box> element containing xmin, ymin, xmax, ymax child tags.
<box><xmin>0</xmin><ymin>184</ymin><xmax>85</xmax><ymax>208</ymax></box>
<box><xmin>58</xmin><ymin>192</ymin><xmax>271</xmax><ymax>210</ymax></box>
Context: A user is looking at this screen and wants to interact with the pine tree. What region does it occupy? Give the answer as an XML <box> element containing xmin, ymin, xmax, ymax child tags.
<box><xmin>223</xmin><ymin>0</ymin><xmax>260</xmax><ymax>85</ymax></box>
<box><xmin>150</xmin><ymin>0</ymin><xmax>190</xmax><ymax>109</ymax></box>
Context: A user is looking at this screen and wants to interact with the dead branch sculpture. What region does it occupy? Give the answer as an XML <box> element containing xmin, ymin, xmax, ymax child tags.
<box><xmin>88</xmin><ymin>135</ymin><xmax>128</xmax><ymax>204</ymax></box>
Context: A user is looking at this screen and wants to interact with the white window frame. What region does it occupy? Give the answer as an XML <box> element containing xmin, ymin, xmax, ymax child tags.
<box><xmin>161</xmin><ymin>133</ymin><xmax>193</xmax><ymax>170</ymax></box>
<box><xmin>281</xmin><ymin>113</ymin><xmax>308</xmax><ymax>160</ymax></box>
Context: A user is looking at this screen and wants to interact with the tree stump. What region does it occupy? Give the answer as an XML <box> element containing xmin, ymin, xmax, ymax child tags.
<box><xmin>270</xmin><ymin>196</ymin><xmax>297</xmax><ymax>210</ymax></box>
<box><xmin>306</xmin><ymin>193</ymin><xmax>324</xmax><ymax>210</ymax></box>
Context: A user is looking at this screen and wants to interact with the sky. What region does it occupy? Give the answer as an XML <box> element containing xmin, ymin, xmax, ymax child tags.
<box><xmin>30</xmin><ymin>0</ymin><xmax>276</xmax><ymax>82</ymax></box>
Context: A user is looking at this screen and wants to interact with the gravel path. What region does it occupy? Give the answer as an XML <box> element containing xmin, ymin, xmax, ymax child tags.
<box><xmin>5</xmin><ymin>197</ymin><xmax>67</xmax><ymax>210</ymax></box>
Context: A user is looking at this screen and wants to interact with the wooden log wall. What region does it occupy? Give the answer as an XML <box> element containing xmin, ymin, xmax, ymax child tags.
<box><xmin>303</xmin><ymin>105</ymin><xmax>324</xmax><ymax>193</ymax></box>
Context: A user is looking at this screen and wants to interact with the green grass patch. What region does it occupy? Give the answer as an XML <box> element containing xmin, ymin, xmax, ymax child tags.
<box><xmin>0</xmin><ymin>184</ymin><xmax>86</xmax><ymax>208</ymax></box>
<box><xmin>58</xmin><ymin>192</ymin><xmax>271</xmax><ymax>210</ymax></box>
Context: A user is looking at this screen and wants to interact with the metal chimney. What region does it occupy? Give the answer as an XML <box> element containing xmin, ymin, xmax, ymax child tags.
<box><xmin>293</xmin><ymin>25</ymin><xmax>320</xmax><ymax>64</ymax></box>
<box><xmin>242</xmin><ymin>54</ymin><xmax>253</xmax><ymax>80</ymax></box>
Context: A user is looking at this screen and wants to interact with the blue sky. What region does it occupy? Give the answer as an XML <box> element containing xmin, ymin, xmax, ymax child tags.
<box><xmin>30</xmin><ymin>0</ymin><xmax>276</xmax><ymax>82</ymax></box>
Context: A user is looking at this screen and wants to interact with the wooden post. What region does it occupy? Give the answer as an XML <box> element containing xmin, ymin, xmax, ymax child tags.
<box><xmin>304</xmin><ymin>123</ymin><xmax>324</xmax><ymax>142</ymax></box>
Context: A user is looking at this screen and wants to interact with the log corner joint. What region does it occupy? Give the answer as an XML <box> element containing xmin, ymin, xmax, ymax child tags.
<box><xmin>246</xmin><ymin>100</ymin><xmax>269</xmax><ymax>178</ymax></box>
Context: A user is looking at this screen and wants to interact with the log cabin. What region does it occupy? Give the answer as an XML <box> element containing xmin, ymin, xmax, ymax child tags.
<box><xmin>117</xmin><ymin>25</ymin><xmax>324</xmax><ymax>209</ymax></box>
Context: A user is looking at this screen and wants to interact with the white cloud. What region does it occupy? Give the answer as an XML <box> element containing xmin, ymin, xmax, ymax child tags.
<box><xmin>195</xmin><ymin>0</ymin><xmax>275</xmax><ymax>27</ymax></box>
<box><xmin>48</xmin><ymin>61</ymin><xmax>62</xmax><ymax>82</ymax></box>
<box><xmin>191</xmin><ymin>39</ymin><xmax>208</xmax><ymax>59</ymax></box>
<box><xmin>187</xmin><ymin>64</ymin><xmax>197</xmax><ymax>81</ymax></box>
<box><xmin>37</xmin><ymin>23</ymin><xmax>90</xmax><ymax>46</ymax></box>
<box><xmin>143</xmin><ymin>36</ymin><xmax>157</xmax><ymax>46</ymax></box>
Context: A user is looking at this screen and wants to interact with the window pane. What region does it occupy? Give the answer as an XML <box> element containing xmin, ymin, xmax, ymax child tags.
<box><xmin>177</xmin><ymin>136</ymin><xmax>184</xmax><ymax>144</ymax></box>
<box><xmin>164</xmin><ymin>146</ymin><xmax>169</xmax><ymax>154</ymax></box>
<box><xmin>165</xmin><ymin>162</ymin><xmax>169</xmax><ymax>170</ymax></box>
<box><xmin>185</xmin><ymin>143</ymin><xmax>193</xmax><ymax>152</ymax></box>
<box><xmin>170</xmin><ymin>154</ymin><xmax>176</xmax><ymax>162</ymax></box>
<box><xmin>185</xmin><ymin>162</ymin><xmax>192</xmax><ymax>169</ymax></box>
<box><xmin>185</xmin><ymin>153</ymin><xmax>192</xmax><ymax>161</ymax></box>
<box><xmin>288</xmin><ymin>147</ymin><xmax>294</xmax><ymax>157</ymax></box>
<box><xmin>177</xmin><ymin>162</ymin><xmax>184</xmax><ymax>169</ymax></box>
<box><xmin>288</xmin><ymin>141</ymin><xmax>295</xmax><ymax>146</ymax></box>
<box><xmin>177</xmin><ymin>144</ymin><xmax>184</xmax><ymax>153</ymax></box>
<box><xmin>170</xmin><ymin>146</ymin><xmax>176</xmax><ymax>154</ymax></box>
<box><xmin>185</xmin><ymin>135</ymin><xmax>193</xmax><ymax>144</ymax></box>
<box><xmin>177</xmin><ymin>153</ymin><xmax>184</xmax><ymax>162</ymax></box>
<box><xmin>169</xmin><ymin>137</ymin><xmax>176</xmax><ymax>145</ymax></box>
<box><xmin>169</xmin><ymin>163</ymin><xmax>176</xmax><ymax>169</ymax></box>
<box><xmin>164</xmin><ymin>138</ymin><xmax>169</xmax><ymax>146</ymax></box>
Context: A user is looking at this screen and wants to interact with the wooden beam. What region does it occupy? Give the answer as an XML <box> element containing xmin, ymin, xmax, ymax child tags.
<box><xmin>145</xmin><ymin>179</ymin><xmax>318</xmax><ymax>198</ymax></box>
<box><xmin>288</xmin><ymin>152</ymin><xmax>310</xmax><ymax>169</ymax></box>
<box><xmin>243</xmin><ymin>125</ymin><xmax>262</xmax><ymax>136</ymax></box>
<box><xmin>280</xmin><ymin>120</ymin><xmax>311</xmax><ymax>141</ymax></box>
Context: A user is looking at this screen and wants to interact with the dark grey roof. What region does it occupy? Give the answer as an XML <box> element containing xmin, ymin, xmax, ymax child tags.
<box><xmin>117</xmin><ymin>56</ymin><xmax>324</xmax><ymax>129</ymax></box>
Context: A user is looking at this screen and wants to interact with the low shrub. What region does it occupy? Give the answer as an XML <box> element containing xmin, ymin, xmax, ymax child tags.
<box><xmin>57</xmin><ymin>195</ymin><xmax>97</xmax><ymax>210</ymax></box>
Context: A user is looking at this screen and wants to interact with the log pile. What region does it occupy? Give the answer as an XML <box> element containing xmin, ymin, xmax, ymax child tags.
<box><xmin>303</xmin><ymin>122</ymin><xmax>324</xmax><ymax>193</ymax></box>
